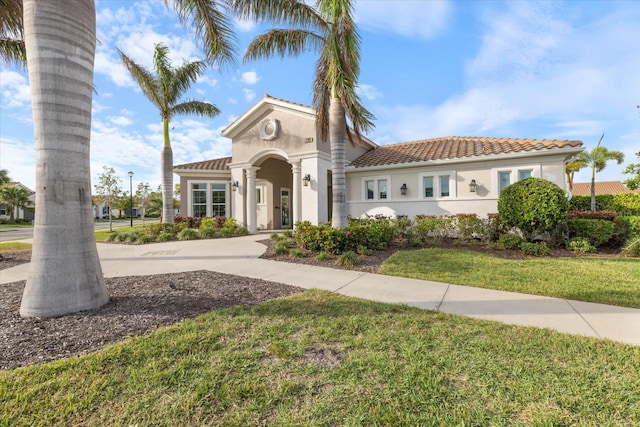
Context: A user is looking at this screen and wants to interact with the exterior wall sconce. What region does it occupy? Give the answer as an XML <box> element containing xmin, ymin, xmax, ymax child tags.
<box><xmin>400</xmin><ymin>183</ymin><xmax>407</xmax><ymax>195</ymax></box>
<box><xmin>232</xmin><ymin>181</ymin><xmax>239</xmax><ymax>191</ymax></box>
<box><xmin>469</xmin><ymin>179</ymin><xmax>478</xmax><ymax>193</ymax></box>
<box><xmin>303</xmin><ymin>174</ymin><xmax>311</xmax><ymax>186</ymax></box>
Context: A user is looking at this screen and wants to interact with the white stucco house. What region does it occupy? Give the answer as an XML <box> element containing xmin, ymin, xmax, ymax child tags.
<box><xmin>0</xmin><ymin>182</ymin><xmax>35</xmax><ymax>221</ymax></box>
<box><xmin>174</xmin><ymin>95</ymin><xmax>584</xmax><ymax>232</ymax></box>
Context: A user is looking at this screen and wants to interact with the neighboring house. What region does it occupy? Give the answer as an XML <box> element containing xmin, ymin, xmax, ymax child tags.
<box><xmin>0</xmin><ymin>182</ymin><xmax>35</xmax><ymax>221</ymax></box>
<box><xmin>92</xmin><ymin>200</ymin><xmax>138</xmax><ymax>220</ymax></box>
<box><xmin>174</xmin><ymin>95</ymin><xmax>584</xmax><ymax>232</ymax></box>
<box><xmin>570</xmin><ymin>181</ymin><xmax>640</xmax><ymax>196</ymax></box>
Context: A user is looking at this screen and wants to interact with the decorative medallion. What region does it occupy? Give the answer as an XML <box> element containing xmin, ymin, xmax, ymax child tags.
<box><xmin>259</xmin><ymin>118</ymin><xmax>280</xmax><ymax>140</ymax></box>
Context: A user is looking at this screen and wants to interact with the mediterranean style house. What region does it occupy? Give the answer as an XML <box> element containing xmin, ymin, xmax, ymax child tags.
<box><xmin>174</xmin><ymin>95</ymin><xmax>584</xmax><ymax>232</ymax></box>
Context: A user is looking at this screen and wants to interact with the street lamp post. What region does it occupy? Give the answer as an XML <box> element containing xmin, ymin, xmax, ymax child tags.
<box><xmin>128</xmin><ymin>171</ymin><xmax>134</xmax><ymax>227</ymax></box>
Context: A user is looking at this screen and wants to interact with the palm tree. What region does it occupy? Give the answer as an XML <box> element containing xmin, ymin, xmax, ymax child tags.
<box><xmin>565</xmin><ymin>157</ymin><xmax>587</xmax><ymax>191</ymax></box>
<box><xmin>0</xmin><ymin>0</ymin><xmax>26</xmax><ymax>69</ymax></box>
<box><xmin>235</xmin><ymin>0</ymin><xmax>375</xmax><ymax>228</ymax></box>
<box><xmin>119</xmin><ymin>43</ymin><xmax>221</xmax><ymax>223</ymax></box>
<box><xmin>0</xmin><ymin>184</ymin><xmax>31</xmax><ymax>220</ymax></box>
<box><xmin>0</xmin><ymin>168</ymin><xmax>10</xmax><ymax>186</ymax></box>
<box><xmin>575</xmin><ymin>134</ymin><xmax>625</xmax><ymax>211</ymax></box>
<box><xmin>18</xmin><ymin>0</ymin><xmax>236</xmax><ymax>317</ymax></box>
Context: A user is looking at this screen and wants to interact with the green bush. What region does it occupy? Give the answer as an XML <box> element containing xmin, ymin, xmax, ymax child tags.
<box><xmin>237</xmin><ymin>226</ymin><xmax>249</xmax><ymax>236</ymax></box>
<box><xmin>455</xmin><ymin>214</ymin><xmax>483</xmax><ymax>242</ymax></box>
<box><xmin>105</xmin><ymin>232</ymin><xmax>117</xmax><ymax>242</ymax></box>
<box><xmin>199</xmin><ymin>218</ymin><xmax>216</xmax><ymax>230</ymax></box>
<box><xmin>136</xmin><ymin>234</ymin><xmax>153</xmax><ymax>244</ymax></box>
<box><xmin>220</xmin><ymin>227</ymin><xmax>235</xmax><ymax>238</ymax></box>
<box><xmin>199</xmin><ymin>226</ymin><xmax>217</xmax><ymax>239</ymax></box>
<box><xmin>274</xmin><ymin>241</ymin><xmax>289</xmax><ymax>255</ymax></box>
<box><xmin>498</xmin><ymin>177</ymin><xmax>569</xmax><ymax>240</ymax></box>
<box><xmin>288</xmin><ymin>249</ymin><xmax>304</xmax><ymax>258</ymax></box>
<box><xmin>315</xmin><ymin>251</ymin><xmax>330</xmax><ymax>261</ymax></box>
<box><xmin>144</xmin><ymin>223</ymin><xmax>175</xmax><ymax>239</ymax></box>
<box><xmin>567</xmin><ymin>219</ymin><xmax>614</xmax><ymax>247</ymax></box>
<box><xmin>569</xmin><ymin>194</ymin><xmax>615</xmax><ymax>211</ymax></box>
<box><xmin>335</xmin><ymin>251</ymin><xmax>359</xmax><ymax>267</ymax></box>
<box><xmin>156</xmin><ymin>232</ymin><xmax>174</xmax><ymax>242</ymax></box>
<box><xmin>497</xmin><ymin>233</ymin><xmax>525</xmax><ymax>250</ymax></box>
<box><xmin>414</xmin><ymin>215</ymin><xmax>455</xmax><ymax>242</ymax></box>
<box><xmin>519</xmin><ymin>241</ymin><xmax>551</xmax><ymax>257</ymax></box>
<box><xmin>566</xmin><ymin>237</ymin><xmax>596</xmax><ymax>254</ymax></box>
<box><xmin>616</xmin><ymin>216</ymin><xmax>640</xmax><ymax>239</ymax></box>
<box><xmin>622</xmin><ymin>237</ymin><xmax>640</xmax><ymax>257</ymax></box>
<box><xmin>178</xmin><ymin>228</ymin><xmax>198</xmax><ymax>240</ymax></box>
<box><xmin>613</xmin><ymin>193</ymin><xmax>640</xmax><ymax>216</ymax></box>
<box><xmin>223</xmin><ymin>217</ymin><xmax>239</xmax><ymax>230</ymax></box>
<box><xmin>282</xmin><ymin>230</ymin><xmax>294</xmax><ymax>239</ymax></box>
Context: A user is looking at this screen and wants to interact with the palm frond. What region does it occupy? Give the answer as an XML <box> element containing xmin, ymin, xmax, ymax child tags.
<box><xmin>167</xmin><ymin>60</ymin><xmax>207</xmax><ymax>106</ymax></box>
<box><xmin>0</xmin><ymin>37</ymin><xmax>25</xmax><ymax>68</ymax></box>
<box><xmin>118</xmin><ymin>49</ymin><xmax>164</xmax><ymax>115</ymax></box>
<box><xmin>170</xmin><ymin>100</ymin><xmax>221</xmax><ymax>119</ymax></box>
<box><xmin>231</xmin><ymin>0</ymin><xmax>327</xmax><ymax>31</ymax></box>
<box><xmin>166</xmin><ymin>0</ymin><xmax>237</xmax><ymax>68</ymax></box>
<box><xmin>244</xmin><ymin>28</ymin><xmax>324</xmax><ymax>62</ymax></box>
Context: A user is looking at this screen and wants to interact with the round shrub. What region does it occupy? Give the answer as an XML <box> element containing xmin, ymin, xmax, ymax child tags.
<box><xmin>497</xmin><ymin>233</ymin><xmax>525</xmax><ymax>250</ymax></box>
<box><xmin>178</xmin><ymin>228</ymin><xmax>198</xmax><ymax>240</ymax></box>
<box><xmin>199</xmin><ymin>217</ymin><xmax>216</xmax><ymax>230</ymax></box>
<box><xmin>199</xmin><ymin>226</ymin><xmax>217</xmax><ymax>239</ymax></box>
<box><xmin>566</xmin><ymin>237</ymin><xmax>596</xmax><ymax>254</ymax></box>
<box><xmin>519</xmin><ymin>241</ymin><xmax>551</xmax><ymax>257</ymax></box>
<box><xmin>156</xmin><ymin>232</ymin><xmax>174</xmax><ymax>242</ymax></box>
<box><xmin>136</xmin><ymin>234</ymin><xmax>153</xmax><ymax>244</ymax></box>
<box><xmin>497</xmin><ymin>177</ymin><xmax>569</xmax><ymax>240</ymax></box>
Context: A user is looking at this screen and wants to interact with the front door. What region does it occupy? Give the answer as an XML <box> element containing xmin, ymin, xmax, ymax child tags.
<box><xmin>280</xmin><ymin>188</ymin><xmax>291</xmax><ymax>228</ymax></box>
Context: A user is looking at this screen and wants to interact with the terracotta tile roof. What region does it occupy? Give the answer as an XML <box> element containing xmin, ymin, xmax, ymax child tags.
<box><xmin>349</xmin><ymin>136</ymin><xmax>583</xmax><ymax>168</ymax></box>
<box><xmin>571</xmin><ymin>181</ymin><xmax>637</xmax><ymax>196</ymax></box>
<box><xmin>174</xmin><ymin>156</ymin><xmax>232</xmax><ymax>171</ymax></box>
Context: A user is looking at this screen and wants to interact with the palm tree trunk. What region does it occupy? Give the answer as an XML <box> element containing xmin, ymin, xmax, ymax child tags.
<box><xmin>20</xmin><ymin>0</ymin><xmax>108</xmax><ymax>317</ymax></box>
<box><xmin>330</xmin><ymin>98</ymin><xmax>347</xmax><ymax>228</ymax></box>
<box><xmin>161</xmin><ymin>118</ymin><xmax>174</xmax><ymax>223</ymax></box>
<box><xmin>590</xmin><ymin>165</ymin><xmax>596</xmax><ymax>211</ymax></box>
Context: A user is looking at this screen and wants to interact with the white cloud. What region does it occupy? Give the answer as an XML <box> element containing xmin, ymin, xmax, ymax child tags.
<box><xmin>356</xmin><ymin>84</ymin><xmax>383</xmax><ymax>101</ymax></box>
<box><xmin>109</xmin><ymin>116</ymin><xmax>134</xmax><ymax>126</ymax></box>
<box><xmin>243</xmin><ymin>88</ymin><xmax>256</xmax><ymax>102</ymax></box>
<box><xmin>355</xmin><ymin>0</ymin><xmax>452</xmax><ymax>40</ymax></box>
<box><xmin>0</xmin><ymin>137</ymin><xmax>36</xmax><ymax>190</ymax></box>
<box><xmin>241</xmin><ymin>71</ymin><xmax>260</xmax><ymax>85</ymax></box>
<box><xmin>234</xmin><ymin>17</ymin><xmax>256</xmax><ymax>32</ymax></box>
<box><xmin>0</xmin><ymin>71</ymin><xmax>31</xmax><ymax>108</ymax></box>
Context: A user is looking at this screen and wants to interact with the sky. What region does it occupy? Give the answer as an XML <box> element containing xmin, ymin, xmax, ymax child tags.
<box><xmin>1</xmin><ymin>0</ymin><xmax>639</xmax><ymax>192</ymax></box>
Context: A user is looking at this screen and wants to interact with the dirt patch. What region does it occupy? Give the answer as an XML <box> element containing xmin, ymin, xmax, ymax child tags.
<box><xmin>1</xmin><ymin>270</ymin><xmax>302</xmax><ymax>370</ymax></box>
<box><xmin>0</xmin><ymin>251</ymin><xmax>31</xmax><ymax>270</ymax></box>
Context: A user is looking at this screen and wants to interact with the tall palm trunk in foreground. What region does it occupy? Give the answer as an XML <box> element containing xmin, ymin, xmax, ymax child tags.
<box><xmin>20</xmin><ymin>0</ymin><xmax>108</xmax><ymax>317</ymax></box>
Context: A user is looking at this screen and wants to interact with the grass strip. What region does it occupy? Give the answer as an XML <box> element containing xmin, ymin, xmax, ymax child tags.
<box><xmin>380</xmin><ymin>248</ymin><xmax>640</xmax><ymax>308</ymax></box>
<box><xmin>1</xmin><ymin>290</ymin><xmax>639</xmax><ymax>426</ymax></box>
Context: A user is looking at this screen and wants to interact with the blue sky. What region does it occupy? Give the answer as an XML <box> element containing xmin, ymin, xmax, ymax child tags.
<box><xmin>1</xmin><ymin>0</ymin><xmax>639</xmax><ymax>192</ymax></box>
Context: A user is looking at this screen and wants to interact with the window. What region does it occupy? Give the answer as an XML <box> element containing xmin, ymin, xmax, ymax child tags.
<box><xmin>498</xmin><ymin>171</ymin><xmax>511</xmax><ymax>194</ymax></box>
<box><xmin>518</xmin><ymin>169</ymin><xmax>532</xmax><ymax>180</ymax></box>
<box><xmin>423</xmin><ymin>177</ymin><xmax>434</xmax><ymax>198</ymax></box>
<box><xmin>439</xmin><ymin>175</ymin><xmax>450</xmax><ymax>197</ymax></box>
<box><xmin>362</xmin><ymin>176</ymin><xmax>391</xmax><ymax>200</ymax></box>
<box><xmin>365</xmin><ymin>180</ymin><xmax>375</xmax><ymax>200</ymax></box>
<box><xmin>192</xmin><ymin>183</ymin><xmax>207</xmax><ymax>217</ymax></box>
<box><xmin>378</xmin><ymin>179</ymin><xmax>387</xmax><ymax>199</ymax></box>
<box><xmin>494</xmin><ymin>166</ymin><xmax>540</xmax><ymax>194</ymax></box>
<box><xmin>211</xmin><ymin>184</ymin><xmax>226</xmax><ymax>217</ymax></box>
<box><xmin>256</xmin><ymin>187</ymin><xmax>262</xmax><ymax>204</ymax></box>
<box><xmin>189</xmin><ymin>181</ymin><xmax>228</xmax><ymax>217</ymax></box>
<box><xmin>420</xmin><ymin>171</ymin><xmax>456</xmax><ymax>199</ymax></box>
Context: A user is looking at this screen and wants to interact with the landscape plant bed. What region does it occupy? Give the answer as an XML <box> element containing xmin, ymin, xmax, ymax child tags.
<box><xmin>0</xmin><ymin>270</ymin><xmax>302</xmax><ymax>370</ymax></box>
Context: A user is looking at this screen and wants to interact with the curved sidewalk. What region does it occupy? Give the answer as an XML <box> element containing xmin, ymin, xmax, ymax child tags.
<box><xmin>2</xmin><ymin>235</ymin><xmax>638</xmax><ymax>346</ymax></box>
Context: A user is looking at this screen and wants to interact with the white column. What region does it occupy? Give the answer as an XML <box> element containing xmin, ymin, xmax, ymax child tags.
<box><xmin>245</xmin><ymin>167</ymin><xmax>260</xmax><ymax>234</ymax></box>
<box><xmin>290</xmin><ymin>159</ymin><xmax>302</xmax><ymax>227</ymax></box>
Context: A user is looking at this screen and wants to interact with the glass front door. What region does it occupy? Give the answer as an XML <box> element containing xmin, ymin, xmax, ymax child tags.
<box><xmin>280</xmin><ymin>188</ymin><xmax>290</xmax><ymax>228</ymax></box>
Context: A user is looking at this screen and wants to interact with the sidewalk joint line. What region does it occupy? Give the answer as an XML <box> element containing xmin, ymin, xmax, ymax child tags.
<box><xmin>333</xmin><ymin>272</ymin><xmax>367</xmax><ymax>293</ymax></box>
<box><xmin>436</xmin><ymin>284</ymin><xmax>451</xmax><ymax>311</ymax></box>
<box><xmin>566</xmin><ymin>299</ymin><xmax>601</xmax><ymax>339</ymax></box>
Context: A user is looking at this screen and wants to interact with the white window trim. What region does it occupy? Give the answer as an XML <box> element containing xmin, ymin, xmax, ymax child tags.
<box><xmin>491</xmin><ymin>165</ymin><xmax>541</xmax><ymax>195</ymax></box>
<box><xmin>361</xmin><ymin>175</ymin><xmax>392</xmax><ymax>201</ymax></box>
<box><xmin>419</xmin><ymin>171</ymin><xmax>457</xmax><ymax>199</ymax></box>
<box><xmin>186</xmin><ymin>180</ymin><xmax>231</xmax><ymax>217</ymax></box>
<box><xmin>256</xmin><ymin>185</ymin><xmax>266</xmax><ymax>205</ymax></box>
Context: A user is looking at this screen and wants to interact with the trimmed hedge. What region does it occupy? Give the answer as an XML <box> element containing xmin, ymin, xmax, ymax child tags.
<box><xmin>567</xmin><ymin>219</ymin><xmax>615</xmax><ymax>247</ymax></box>
<box><xmin>570</xmin><ymin>193</ymin><xmax>640</xmax><ymax>215</ymax></box>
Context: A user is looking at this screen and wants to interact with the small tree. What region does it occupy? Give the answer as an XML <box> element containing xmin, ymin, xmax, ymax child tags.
<box><xmin>94</xmin><ymin>166</ymin><xmax>122</xmax><ymax>231</ymax></box>
<box><xmin>623</xmin><ymin>151</ymin><xmax>640</xmax><ymax>190</ymax></box>
<box><xmin>0</xmin><ymin>185</ymin><xmax>32</xmax><ymax>221</ymax></box>
<box><xmin>136</xmin><ymin>182</ymin><xmax>151</xmax><ymax>226</ymax></box>
<box><xmin>498</xmin><ymin>177</ymin><xmax>569</xmax><ymax>241</ymax></box>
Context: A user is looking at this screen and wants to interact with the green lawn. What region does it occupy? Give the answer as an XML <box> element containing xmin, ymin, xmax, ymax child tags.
<box><xmin>1</xmin><ymin>290</ymin><xmax>638</xmax><ymax>426</ymax></box>
<box><xmin>0</xmin><ymin>242</ymin><xmax>31</xmax><ymax>252</ymax></box>
<box><xmin>94</xmin><ymin>225</ymin><xmax>146</xmax><ymax>242</ymax></box>
<box><xmin>380</xmin><ymin>248</ymin><xmax>640</xmax><ymax>308</ymax></box>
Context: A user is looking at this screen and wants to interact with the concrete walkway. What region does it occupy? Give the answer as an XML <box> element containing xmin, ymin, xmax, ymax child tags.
<box><xmin>2</xmin><ymin>234</ymin><xmax>639</xmax><ymax>346</ymax></box>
